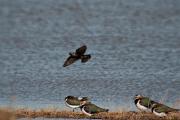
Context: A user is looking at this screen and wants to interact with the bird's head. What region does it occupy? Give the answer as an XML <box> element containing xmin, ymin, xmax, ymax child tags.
<box><xmin>80</xmin><ymin>99</ymin><xmax>89</xmax><ymax>106</ymax></box>
<box><xmin>150</xmin><ymin>103</ymin><xmax>159</xmax><ymax>112</ymax></box>
<box><xmin>151</xmin><ymin>103</ymin><xmax>158</xmax><ymax>108</ymax></box>
<box><xmin>65</xmin><ymin>96</ymin><xmax>74</xmax><ymax>101</ymax></box>
<box><xmin>81</xmin><ymin>97</ymin><xmax>89</xmax><ymax>101</ymax></box>
<box><xmin>134</xmin><ymin>94</ymin><xmax>143</xmax><ymax>100</ymax></box>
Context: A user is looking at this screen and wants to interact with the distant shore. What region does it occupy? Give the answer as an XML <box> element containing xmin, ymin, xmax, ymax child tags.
<box><xmin>0</xmin><ymin>107</ymin><xmax>180</xmax><ymax>120</ymax></box>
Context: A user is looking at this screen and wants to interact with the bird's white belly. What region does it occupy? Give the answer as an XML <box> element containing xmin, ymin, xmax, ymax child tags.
<box><xmin>137</xmin><ymin>101</ymin><xmax>149</xmax><ymax>111</ymax></box>
<box><xmin>153</xmin><ymin>110</ymin><xmax>167</xmax><ymax>117</ymax></box>
<box><xmin>82</xmin><ymin>107</ymin><xmax>92</xmax><ymax>116</ymax></box>
<box><xmin>65</xmin><ymin>99</ymin><xmax>80</xmax><ymax>108</ymax></box>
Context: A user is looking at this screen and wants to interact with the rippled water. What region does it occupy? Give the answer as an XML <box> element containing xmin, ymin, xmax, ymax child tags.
<box><xmin>0</xmin><ymin>0</ymin><xmax>180</xmax><ymax>111</ymax></box>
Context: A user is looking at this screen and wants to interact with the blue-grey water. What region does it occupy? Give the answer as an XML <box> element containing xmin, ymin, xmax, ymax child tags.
<box><xmin>0</xmin><ymin>0</ymin><xmax>180</xmax><ymax>112</ymax></box>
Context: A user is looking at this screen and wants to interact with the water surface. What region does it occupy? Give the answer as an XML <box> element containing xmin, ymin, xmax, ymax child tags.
<box><xmin>0</xmin><ymin>0</ymin><xmax>180</xmax><ymax>111</ymax></box>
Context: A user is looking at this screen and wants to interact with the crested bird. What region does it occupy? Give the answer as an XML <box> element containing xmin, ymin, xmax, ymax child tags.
<box><xmin>134</xmin><ymin>94</ymin><xmax>157</xmax><ymax>112</ymax></box>
<box><xmin>80</xmin><ymin>101</ymin><xmax>109</xmax><ymax>116</ymax></box>
<box><xmin>65</xmin><ymin>96</ymin><xmax>89</xmax><ymax>112</ymax></box>
<box><xmin>151</xmin><ymin>103</ymin><xmax>180</xmax><ymax>117</ymax></box>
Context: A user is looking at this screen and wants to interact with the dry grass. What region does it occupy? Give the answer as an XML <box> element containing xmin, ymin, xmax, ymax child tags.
<box><xmin>0</xmin><ymin>107</ymin><xmax>180</xmax><ymax>120</ymax></box>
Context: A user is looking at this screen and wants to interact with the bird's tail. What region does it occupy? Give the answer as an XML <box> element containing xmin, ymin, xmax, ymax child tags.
<box><xmin>170</xmin><ymin>108</ymin><xmax>180</xmax><ymax>112</ymax></box>
<box><xmin>81</xmin><ymin>55</ymin><xmax>91</xmax><ymax>63</ymax></box>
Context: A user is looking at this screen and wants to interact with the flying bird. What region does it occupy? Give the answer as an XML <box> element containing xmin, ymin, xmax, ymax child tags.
<box><xmin>63</xmin><ymin>45</ymin><xmax>91</xmax><ymax>67</ymax></box>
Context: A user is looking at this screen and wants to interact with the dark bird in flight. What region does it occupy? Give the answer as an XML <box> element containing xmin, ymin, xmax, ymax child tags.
<box><xmin>63</xmin><ymin>45</ymin><xmax>91</xmax><ymax>67</ymax></box>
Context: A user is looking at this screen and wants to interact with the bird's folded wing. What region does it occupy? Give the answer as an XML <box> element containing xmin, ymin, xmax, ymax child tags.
<box><xmin>140</xmin><ymin>98</ymin><xmax>152</xmax><ymax>108</ymax></box>
<box><xmin>155</xmin><ymin>105</ymin><xmax>175</xmax><ymax>113</ymax></box>
<box><xmin>84</xmin><ymin>104</ymin><xmax>98</xmax><ymax>114</ymax></box>
<box><xmin>87</xmin><ymin>104</ymin><xmax>106</xmax><ymax>113</ymax></box>
<box><xmin>66</xmin><ymin>99</ymin><xmax>80</xmax><ymax>105</ymax></box>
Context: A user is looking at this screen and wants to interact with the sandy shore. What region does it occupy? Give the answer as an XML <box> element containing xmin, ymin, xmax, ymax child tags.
<box><xmin>0</xmin><ymin>107</ymin><xmax>180</xmax><ymax>120</ymax></box>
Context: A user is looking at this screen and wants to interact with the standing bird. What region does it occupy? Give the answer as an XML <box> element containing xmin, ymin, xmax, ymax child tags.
<box><xmin>80</xmin><ymin>101</ymin><xmax>109</xmax><ymax>116</ymax></box>
<box><xmin>151</xmin><ymin>103</ymin><xmax>180</xmax><ymax>117</ymax></box>
<box><xmin>63</xmin><ymin>45</ymin><xmax>91</xmax><ymax>67</ymax></box>
<box><xmin>65</xmin><ymin>96</ymin><xmax>89</xmax><ymax>112</ymax></box>
<box><xmin>134</xmin><ymin>94</ymin><xmax>157</xmax><ymax>112</ymax></box>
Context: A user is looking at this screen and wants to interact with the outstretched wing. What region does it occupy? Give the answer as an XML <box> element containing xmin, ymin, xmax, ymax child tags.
<box><xmin>63</xmin><ymin>56</ymin><xmax>79</xmax><ymax>67</ymax></box>
<box><xmin>81</xmin><ymin>55</ymin><xmax>91</xmax><ymax>63</ymax></box>
<box><xmin>76</xmin><ymin>45</ymin><xmax>87</xmax><ymax>56</ymax></box>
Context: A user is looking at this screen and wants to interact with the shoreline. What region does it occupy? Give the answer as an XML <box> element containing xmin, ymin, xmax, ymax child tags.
<box><xmin>1</xmin><ymin>107</ymin><xmax>180</xmax><ymax>120</ymax></box>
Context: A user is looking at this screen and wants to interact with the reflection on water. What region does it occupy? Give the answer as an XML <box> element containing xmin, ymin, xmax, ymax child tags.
<box><xmin>0</xmin><ymin>0</ymin><xmax>180</xmax><ymax>111</ymax></box>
